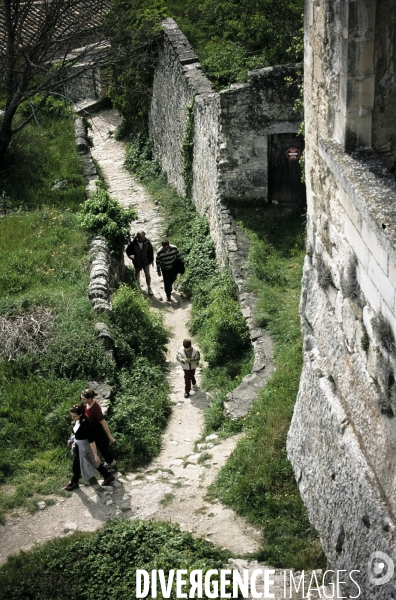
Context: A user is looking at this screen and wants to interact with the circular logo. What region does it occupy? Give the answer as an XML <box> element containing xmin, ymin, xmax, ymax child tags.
<box><xmin>286</xmin><ymin>147</ymin><xmax>301</xmax><ymax>160</ymax></box>
<box><xmin>368</xmin><ymin>551</ymin><xmax>394</xmax><ymax>586</ymax></box>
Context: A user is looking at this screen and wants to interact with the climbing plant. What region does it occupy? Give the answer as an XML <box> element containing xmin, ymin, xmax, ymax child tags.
<box><xmin>181</xmin><ymin>98</ymin><xmax>195</xmax><ymax>199</ymax></box>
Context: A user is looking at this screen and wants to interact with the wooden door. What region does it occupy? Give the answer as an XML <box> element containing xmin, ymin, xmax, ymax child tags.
<box><xmin>268</xmin><ymin>133</ymin><xmax>305</xmax><ymax>204</ymax></box>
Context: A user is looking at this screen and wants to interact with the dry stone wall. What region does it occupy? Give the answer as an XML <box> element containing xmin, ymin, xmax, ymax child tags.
<box><xmin>149</xmin><ymin>19</ymin><xmax>214</xmax><ymax>198</ymax></box>
<box><xmin>287</xmin><ymin>1</ymin><xmax>396</xmax><ymax>597</ymax></box>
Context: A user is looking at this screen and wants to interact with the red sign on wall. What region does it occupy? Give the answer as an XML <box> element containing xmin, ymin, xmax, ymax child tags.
<box><xmin>286</xmin><ymin>147</ymin><xmax>301</xmax><ymax>161</ymax></box>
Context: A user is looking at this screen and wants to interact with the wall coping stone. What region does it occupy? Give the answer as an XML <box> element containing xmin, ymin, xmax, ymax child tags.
<box><xmin>162</xmin><ymin>18</ymin><xmax>215</xmax><ymax>96</ymax></box>
<box><xmin>319</xmin><ymin>139</ymin><xmax>396</xmax><ymax>257</ymax></box>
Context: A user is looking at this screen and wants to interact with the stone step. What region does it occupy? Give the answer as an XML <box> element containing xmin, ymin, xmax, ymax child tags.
<box><xmin>74</xmin><ymin>97</ymin><xmax>109</xmax><ymax>115</ymax></box>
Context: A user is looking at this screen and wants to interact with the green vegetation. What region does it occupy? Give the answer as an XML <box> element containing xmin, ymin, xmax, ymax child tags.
<box><xmin>77</xmin><ymin>186</ymin><xmax>137</xmax><ymax>257</ymax></box>
<box><xmin>209</xmin><ymin>203</ymin><xmax>325</xmax><ymax>569</ymax></box>
<box><xmin>0</xmin><ymin>519</ymin><xmax>228</xmax><ymax>600</ymax></box>
<box><xmin>105</xmin><ymin>0</ymin><xmax>167</xmax><ymax>136</ymax></box>
<box><xmin>1</xmin><ymin>115</ymin><xmax>86</xmax><ymax>211</ymax></box>
<box><xmin>181</xmin><ymin>98</ymin><xmax>195</xmax><ymax>199</ymax></box>
<box><xmin>109</xmin><ymin>285</ymin><xmax>171</xmax><ymax>465</ymax></box>
<box><xmin>0</xmin><ymin>114</ymin><xmax>170</xmax><ymax>521</ymax></box>
<box><xmin>19</xmin><ymin>94</ymin><xmax>75</xmax><ymax>121</ymax></box>
<box><xmin>105</xmin><ymin>0</ymin><xmax>303</xmax><ymax>136</ymax></box>
<box><xmin>124</xmin><ymin>133</ymin><xmax>253</xmax><ymax>438</ymax></box>
<box><xmin>0</xmin><ymin>117</ymin><xmax>100</xmax><ymax>521</ymax></box>
<box><xmin>167</xmin><ymin>0</ymin><xmax>304</xmax><ymax>89</ymax></box>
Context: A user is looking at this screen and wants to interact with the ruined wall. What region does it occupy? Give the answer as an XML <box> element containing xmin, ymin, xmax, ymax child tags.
<box><xmin>287</xmin><ymin>1</ymin><xmax>396</xmax><ymax>596</ymax></box>
<box><xmin>149</xmin><ymin>19</ymin><xmax>301</xmax><ymax>262</ymax></box>
<box><xmin>63</xmin><ymin>46</ymin><xmax>110</xmax><ymax>103</ymax></box>
<box><xmin>149</xmin><ymin>19</ymin><xmax>214</xmax><ymax>197</ymax></box>
<box><xmin>218</xmin><ymin>66</ymin><xmax>302</xmax><ymax>201</ymax></box>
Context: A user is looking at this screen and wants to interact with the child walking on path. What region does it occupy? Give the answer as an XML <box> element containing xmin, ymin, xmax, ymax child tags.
<box><xmin>176</xmin><ymin>338</ymin><xmax>200</xmax><ymax>398</ymax></box>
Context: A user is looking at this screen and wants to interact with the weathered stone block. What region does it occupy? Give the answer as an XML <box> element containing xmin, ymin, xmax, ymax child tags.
<box><xmin>367</xmin><ymin>254</ymin><xmax>395</xmax><ymax>314</ymax></box>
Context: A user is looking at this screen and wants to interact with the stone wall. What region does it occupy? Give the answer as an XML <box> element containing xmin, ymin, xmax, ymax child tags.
<box><xmin>64</xmin><ymin>46</ymin><xmax>110</xmax><ymax>103</ymax></box>
<box><xmin>149</xmin><ymin>19</ymin><xmax>214</xmax><ymax>198</ymax></box>
<box><xmin>217</xmin><ymin>66</ymin><xmax>302</xmax><ymax>202</ymax></box>
<box><xmin>149</xmin><ymin>18</ymin><xmax>301</xmax><ymax>263</ymax></box>
<box><xmin>64</xmin><ymin>66</ymin><xmax>105</xmax><ymax>103</ymax></box>
<box><xmin>287</xmin><ymin>1</ymin><xmax>396</xmax><ymax>596</ymax></box>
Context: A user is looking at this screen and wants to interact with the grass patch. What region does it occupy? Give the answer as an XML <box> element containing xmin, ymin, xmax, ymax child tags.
<box><xmin>197</xmin><ymin>452</ymin><xmax>213</xmax><ymax>464</ymax></box>
<box><xmin>0</xmin><ymin>519</ymin><xmax>228</xmax><ymax>599</ymax></box>
<box><xmin>1</xmin><ymin>117</ymin><xmax>86</xmax><ymax>212</ymax></box>
<box><xmin>159</xmin><ymin>492</ymin><xmax>175</xmax><ymax>506</ymax></box>
<box><xmin>0</xmin><ymin>117</ymin><xmax>170</xmax><ymax>518</ymax></box>
<box><xmin>209</xmin><ymin>203</ymin><xmax>325</xmax><ymax>569</ymax></box>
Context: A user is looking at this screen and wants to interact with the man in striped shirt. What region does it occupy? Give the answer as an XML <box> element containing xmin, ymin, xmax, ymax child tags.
<box><xmin>156</xmin><ymin>239</ymin><xmax>181</xmax><ymax>301</ymax></box>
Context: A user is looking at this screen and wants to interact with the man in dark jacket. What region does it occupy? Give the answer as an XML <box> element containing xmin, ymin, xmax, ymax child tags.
<box><xmin>126</xmin><ymin>231</ymin><xmax>154</xmax><ymax>295</ymax></box>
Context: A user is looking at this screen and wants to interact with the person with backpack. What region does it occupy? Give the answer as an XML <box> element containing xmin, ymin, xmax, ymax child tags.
<box><xmin>176</xmin><ymin>338</ymin><xmax>200</xmax><ymax>398</ymax></box>
<box><xmin>126</xmin><ymin>231</ymin><xmax>154</xmax><ymax>295</ymax></box>
<box><xmin>156</xmin><ymin>239</ymin><xmax>182</xmax><ymax>302</ymax></box>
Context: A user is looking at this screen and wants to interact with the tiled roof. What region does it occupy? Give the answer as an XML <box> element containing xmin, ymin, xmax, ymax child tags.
<box><xmin>0</xmin><ymin>0</ymin><xmax>112</xmax><ymax>55</ymax></box>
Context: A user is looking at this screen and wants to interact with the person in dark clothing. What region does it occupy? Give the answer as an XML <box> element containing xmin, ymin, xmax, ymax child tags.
<box><xmin>81</xmin><ymin>388</ymin><xmax>116</xmax><ymax>468</ymax></box>
<box><xmin>156</xmin><ymin>239</ymin><xmax>181</xmax><ymax>301</ymax></box>
<box><xmin>63</xmin><ymin>404</ymin><xmax>114</xmax><ymax>491</ymax></box>
<box><xmin>126</xmin><ymin>231</ymin><xmax>154</xmax><ymax>295</ymax></box>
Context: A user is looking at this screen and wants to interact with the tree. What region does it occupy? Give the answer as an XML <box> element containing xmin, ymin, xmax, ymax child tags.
<box><xmin>104</xmin><ymin>0</ymin><xmax>167</xmax><ymax>135</ymax></box>
<box><xmin>0</xmin><ymin>0</ymin><xmax>111</xmax><ymax>164</ymax></box>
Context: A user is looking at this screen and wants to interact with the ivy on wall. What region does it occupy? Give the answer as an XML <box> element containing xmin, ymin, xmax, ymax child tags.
<box><xmin>181</xmin><ymin>98</ymin><xmax>195</xmax><ymax>199</ymax></box>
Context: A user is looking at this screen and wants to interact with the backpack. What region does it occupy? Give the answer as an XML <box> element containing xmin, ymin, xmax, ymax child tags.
<box><xmin>173</xmin><ymin>258</ymin><xmax>185</xmax><ymax>275</ymax></box>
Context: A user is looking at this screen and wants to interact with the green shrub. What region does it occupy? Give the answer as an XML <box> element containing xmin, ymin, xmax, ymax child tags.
<box><xmin>109</xmin><ymin>360</ymin><xmax>171</xmax><ymax>465</ymax></box>
<box><xmin>77</xmin><ymin>188</ymin><xmax>137</xmax><ymax>257</ymax></box>
<box><xmin>175</xmin><ymin>213</ymin><xmax>217</xmax><ymax>298</ymax></box>
<box><xmin>190</xmin><ymin>284</ymin><xmax>250</xmax><ymax>366</ymax></box>
<box><xmin>0</xmin><ymin>519</ymin><xmax>227</xmax><ymax>600</ymax></box>
<box><xmin>43</xmin><ymin>326</ymin><xmax>115</xmax><ymax>381</ymax></box>
<box><xmin>18</xmin><ymin>94</ymin><xmax>74</xmax><ymax>120</ymax></box>
<box><xmin>181</xmin><ymin>99</ymin><xmax>195</xmax><ymax>198</ymax></box>
<box><xmin>112</xmin><ymin>284</ymin><xmax>169</xmax><ymax>365</ymax></box>
<box><xmin>105</xmin><ymin>0</ymin><xmax>167</xmax><ymax>136</ymax></box>
<box><xmin>167</xmin><ymin>0</ymin><xmax>304</xmax><ymax>89</ymax></box>
<box><xmin>124</xmin><ymin>132</ymin><xmax>161</xmax><ymax>180</ymax></box>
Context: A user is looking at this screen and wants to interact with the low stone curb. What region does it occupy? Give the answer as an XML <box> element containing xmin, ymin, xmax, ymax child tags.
<box><xmin>221</xmin><ymin>205</ymin><xmax>275</xmax><ymax>420</ymax></box>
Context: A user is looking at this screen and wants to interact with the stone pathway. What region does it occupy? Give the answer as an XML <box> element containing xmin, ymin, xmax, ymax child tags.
<box><xmin>88</xmin><ymin>109</ymin><xmax>262</xmax><ymax>555</ymax></box>
<box><xmin>0</xmin><ymin>109</ymin><xmax>331</xmax><ymax>598</ymax></box>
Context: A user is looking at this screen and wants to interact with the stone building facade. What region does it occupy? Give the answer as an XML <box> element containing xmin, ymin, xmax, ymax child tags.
<box><xmin>287</xmin><ymin>1</ymin><xmax>396</xmax><ymax>597</ymax></box>
<box><xmin>149</xmin><ymin>18</ymin><xmax>302</xmax><ymax>264</ymax></box>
